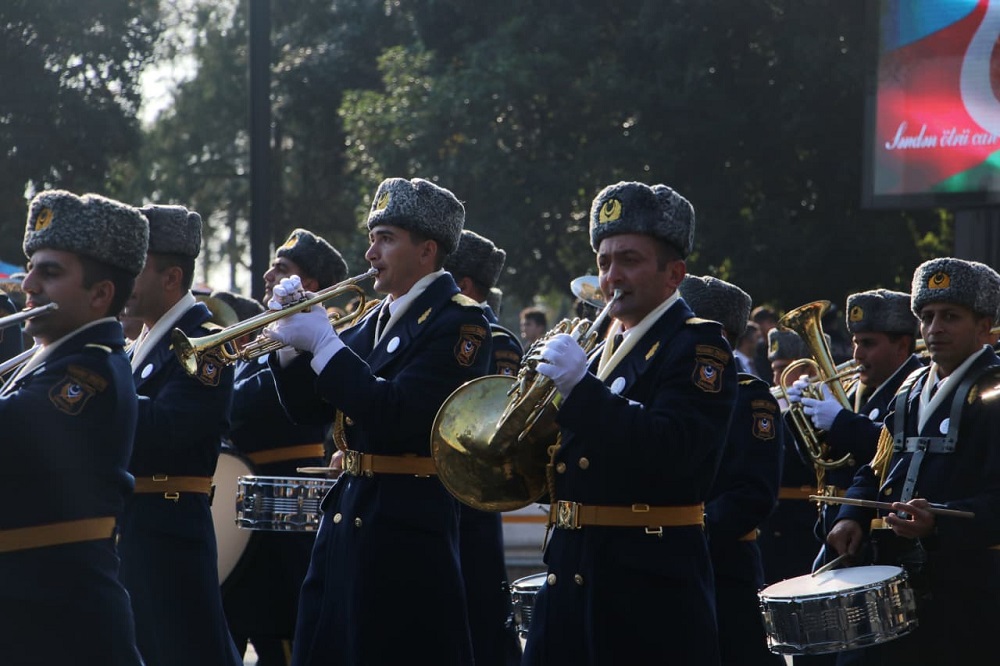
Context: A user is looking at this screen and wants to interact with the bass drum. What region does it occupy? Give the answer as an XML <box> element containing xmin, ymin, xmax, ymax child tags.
<box><xmin>212</xmin><ymin>445</ymin><xmax>256</xmax><ymax>586</ymax></box>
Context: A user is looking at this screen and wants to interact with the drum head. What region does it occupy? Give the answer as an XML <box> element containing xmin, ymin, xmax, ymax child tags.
<box><xmin>212</xmin><ymin>448</ymin><xmax>256</xmax><ymax>585</ymax></box>
<box><xmin>760</xmin><ymin>565</ymin><xmax>904</xmax><ymax>600</ymax></box>
<box><xmin>512</xmin><ymin>572</ymin><xmax>547</xmax><ymax>593</ymax></box>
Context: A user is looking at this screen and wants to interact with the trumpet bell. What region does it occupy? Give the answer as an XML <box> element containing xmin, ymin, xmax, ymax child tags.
<box><xmin>570</xmin><ymin>275</ymin><xmax>605</xmax><ymax>309</ymax></box>
<box><xmin>431</xmin><ymin>376</ymin><xmax>557</xmax><ymax>512</ymax></box>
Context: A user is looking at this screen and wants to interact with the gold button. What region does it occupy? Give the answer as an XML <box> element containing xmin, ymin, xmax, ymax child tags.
<box><xmin>883</xmin><ymin>487</ymin><xmax>893</xmax><ymax>497</ymax></box>
<box><xmin>578</xmin><ymin>457</ymin><xmax>590</xmax><ymax>470</ymax></box>
<box><xmin>332</xmin><ymin>513</ymin><xmax>342</xmax><ymax>524</ymax></box>
<box><xmin>555</xmin><ymin>462</ymin><xmax>566</xmax><ymax>474</ymax></box>
<box><xmin>345</xmin><ymin>416</ymin><xmax>354</xmax><ymax>426</ymax></box>
<box><xmin>354</xmin><ymin>517</ymin><xmax>363</xmax><ymax>527</ymax></box>
<box><xmin>574</xmin><ymin>574</ymin><xmax>584</xmax><ymax>586</ymax></box>
<box><xmin>546</xmin><ymin>573</ymin><xmax>557</xmax><ymax>585</ymax></box>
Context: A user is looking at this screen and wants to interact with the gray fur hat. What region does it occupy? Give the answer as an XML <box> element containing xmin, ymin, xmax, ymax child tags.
<box><xmin>679</xmin><ymin>274</ymin><xmax>752</xmax><ymax>340</ymax></box>
<box><xmin>210</xmin><ymin>290</ymin><xmax>265</xmax><ymax>322</ymax></box>
<box><xmin>589</xmin><ymin>181</ymin><xmax>695</xmax><ymax>257</ymax></box>
<box><xmin>911</xmin><ymin>257</ymin><xmax>1000</xmax><ymax>323</ymax></box>
<box><xmin>276</xmin><ymin>228</ymin><xmax>349</xmax><ymax>289</ymax></box>
<box><xmin>366</xmin><ymin>177</ymin><xmax>465</xmax><ymax>255</ymax></box>
<box><xmin>23</xmin><ymin>190</ymin><xmax>149</xmax><ymax>277</ymax></box>
<box><xmin>444</xmin><ymin>229</ymin><xmax>506</xmax><ymax>289</ymax></box>
<box><xmin>846</xmin><ymin>289</ymin><xmax>917</xmax><ymax>335</ymax></box>
<box><xmin>486</xmin><ymin>287</ymin><xmax>503</xmax><ymax>314</ymax></box>
<box><xmin>768</xmin><ymin>328</ymin><xmax>809</xmax><ymax>361</ymax></box>
<box><xmin>140</xmin><ymin>204</ymin><xmax>202</xmax><ymax>258</ymax></box>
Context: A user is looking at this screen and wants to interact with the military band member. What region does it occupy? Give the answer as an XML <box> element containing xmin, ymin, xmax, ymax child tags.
<box><xmin>266</xmin><ymin>177</ymin><xmax>491</xmax><ymax>665</ymax></box>
<box><xmin>827</xmin><ymin>258</ymin><xmax>1000</xmax><ymax>665</ymax></box>
<box><xmin>0</xmin><ymin>288</ymin><xmax>24</xmax><ymax>365</ymax></box>
<box><xmin>522</xmin><ymin>182</ymin><xmax>738</xmax><ymax>665</ymax></box>
<box><xmin>444</xmin><ymin>228</ymin><xmax>523</xmax><ymax>666</ymax></box>
<box><xmin>680</xmin><ymin>274</ymin><xmax>784</xmax><ymax>665</ymax></box>
<box><xmin>0</xmin><ymin>190</ymin><xmax>148</xmax><ymax>665</ymax></box>
<box><xmin>119</xmin><ymin>204</ymin><xmax>241</xmax><ymax>666</ymax></box>
<box><xmin>222</xmin><ymin>228</ymin><xmax>348</xmax><ymax>666</ymax></box>
<box><xmin>757</xmin><ymin>328</ymin><xmax>820</xmax><ymax>586</ymax></box>
<box><xmin>787</xmin><ymin>290</ymin><xmax>922</xmax><ymax>572</ymax></box>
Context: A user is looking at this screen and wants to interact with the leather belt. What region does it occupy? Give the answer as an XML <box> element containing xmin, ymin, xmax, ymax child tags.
<box><xmin>0</xmin><ymin>516</ymin><xmax>116</xmax><ymax>553</ymax></box>
<box><xmin>342</xmin><ymin>450</ymin><xmax>436</xmax><ymax>477</ymax></box>
<box><xmin>779</xmin><ymin>486</ymin><xmax>817</xmax><ymax>500</ymax></box>
<box><xmin>247</xmin><ymin>443</ymin><xmax>325</xmax><ymax>466</ymax></box>
<box><xmin>549</xmin><ymin>501</ymin><xmax>704</xmax><ymax>532</ymax></box>
<box><xmin>739</xmin><ymin>529</ymin><xmax>758</xmax><ymax>541</ymax></box>
<box><xmin>133</xmin><ymin>475</ymin><xmax>213</xmax><ymax>501</ymax></box>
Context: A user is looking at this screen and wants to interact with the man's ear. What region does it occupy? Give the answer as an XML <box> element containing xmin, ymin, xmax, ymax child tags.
<box><xmin>90</xmin><ymin>280</ymin><xmax>115</xmax><ymax>315</ymax></box>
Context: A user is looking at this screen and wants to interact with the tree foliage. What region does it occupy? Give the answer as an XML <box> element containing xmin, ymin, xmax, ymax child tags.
<box><xmin>0</xmin><ymin>0</ymin><xmax>160</xmax><ymax>264</ymax></box>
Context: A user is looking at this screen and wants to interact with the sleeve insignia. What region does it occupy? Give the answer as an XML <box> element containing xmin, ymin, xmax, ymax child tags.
<box><xmin>417</xmin><ymin>307</ymin><xmax>432</xmax><ymax>324</ymax></box>
<box><xmin>455</xmin><ymin>324</ymin><xmax>487</xmax><ymax>367</ymax></box>
<box><xmin>496</xmin><ymin>361</ymin><xmax>519</xmax><ymax>376</ymax></box>
<box><xmin>49</xmin><ymin>364</ymin><xmax>108</xmax><ymax>415</ymax></box>
<box><xmin>195</xmin><ymin>347</ymin><xmax>226</xmax><ymax>386</ymax></box>
<box><xmin>752</xmin><ymin>410</ymin><xmax>777</xmax><ymax>440</ymax></box>
<box><xmin>692</xmin><ymin>345</ymin><xmax>729</xmax><ymax>393</ymax></box>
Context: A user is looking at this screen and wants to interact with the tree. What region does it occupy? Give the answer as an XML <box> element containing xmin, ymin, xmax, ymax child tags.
<box><xmin>0</xmin><ymin>0</ymin><xmax>160</xmax><ymax>264</ymax></box>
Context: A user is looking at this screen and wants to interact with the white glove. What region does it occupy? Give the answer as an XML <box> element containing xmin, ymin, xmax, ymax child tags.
<box><xmin>801</xmin><ymin>383</ymin><xmax>844</xmax><ymax>431</ymax></box>
<box><xmin>785</xmin><ymin>376</ymin><xmax>811</xmax><ymax>404</ymax></box>
<box><xmin>535</xmin><ymin>333</ymin><xmax>588</xmax><ymax>398</ymax></box>
<box><xmin>267</xmin><ymin>275</ymin><xmax>304</xmax><ymax>311</ymax></box>
<box><xmin>265</xmin><ymin>299</ymin><xmax>344</xmax><ymax>370</ymax></box>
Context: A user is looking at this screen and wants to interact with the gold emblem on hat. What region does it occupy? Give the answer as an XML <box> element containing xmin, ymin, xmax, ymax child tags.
<box><xmin>769</xmin><ymin>337</ymin><xmax>778</xmax><ymax>354</ymax></box>
<box><xmin>849</xmin><ymin>305</ymin><xmax>864</xmax><ymax>322</ymax></box>
<box><xmin>598</xmin><ymin>198</ymin><xmax>622</xmax><ymax>224</ymax></box>
<box><xmin>278</xmin><ymin>231</ymin><xmax>300</xmax><ymax>251</ymax></box>
<box><xmin>35</xmin><ymin>208</ymin><xmax>53</xmax><ymax>231</ymax></box>
<box><xmin>375</xmin><ymin>192</ymin><xmax>390</xmax><ymax>211</ymax></box>
<box><xmin>928</xmin><ymin>271</ymin><xmax>950</xmax><ymax>289</ymax></box>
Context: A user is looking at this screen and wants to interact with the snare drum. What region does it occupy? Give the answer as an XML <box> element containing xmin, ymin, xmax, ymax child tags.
<box><xmin>236</xmin><ymin>475</ymin><xmax>337</xmax><ymax>531</ymax></box>
<box><xmin>511</xmin><ymin>572</ymin><xmax>547</xmax><ymax>638</ymax></box>
<box><xmin>759</xmin><ymin>565</ymin><xmax>918</xmax><ymax>655</ymax></box>
<box><xmin>212</xmin><ymin>447</ymin><xmax>255</xmax><ymax>585</ymax></box>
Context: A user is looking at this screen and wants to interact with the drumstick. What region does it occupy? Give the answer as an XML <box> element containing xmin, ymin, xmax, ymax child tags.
<box><xmin>811</xmin><ymin>552</ymin><xmax>851</xmax><ymax>577</ymax></box>
<box><xmin>809</xmin><ymin>495</ymin><xmax>975</xmax><ymax>519</ymax></box>
<box><xmin>296</xmin><ymin>466</ymin><xmax>343</xmax><ymax>477</ymax></box>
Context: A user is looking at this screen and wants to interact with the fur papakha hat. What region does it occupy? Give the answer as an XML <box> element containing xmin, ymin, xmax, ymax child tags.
<box><xmin>846</xmin><ymin>289</ymin><xmax>917</xmax><ymax>335</ymax></box>
<box><xmin>140</xmin><ymin>204</ymin><xmax>202</xmax><ymax>258</ymax></box>
<box><xmin>589</xmin><ymin>181</ymin><xmax>695</xmax><ymax>257</ymax></box>
<box><xmin>680</xmin><ymin>274</ymin><xmax>752</xmax><ymax>340</ymax></box>
<box><xmin>23</xmin><ymin>190</ymin><xmax>149</xmax><ymax>277</ymax></box>
<box><xmin>276</xmin><ymin>228</ymin><xmax>349</xmax><ymax>289</ymax></box>
<box><xmin>911</xmin><ymin>257</ymin><xmax>1000</xmax><ymax>323</ymax></box>
<box><xmin>366</xmin><ymin>177</ymin><xmax>465</xmax><ymax>255</ymax></box>
<box><xmin>444</xmin><ymin>229</ymin><xmax>507</xmax><ymax>289</ymax></box>
<box><xmin>768</xmin><ymin>328</ymin><xmax>809</xmax><ymax>362</ymax></box>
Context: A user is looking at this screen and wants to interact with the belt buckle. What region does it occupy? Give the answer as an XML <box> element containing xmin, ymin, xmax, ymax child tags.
<box><xmin>343</xmin><ymin>450</ymin><xmax>362</xmax><ymax>477</ymax></box>
<box><xmin>555</xmin><ymin>500</ymin><xmax>580</xmax><ymax>530</ymax></box>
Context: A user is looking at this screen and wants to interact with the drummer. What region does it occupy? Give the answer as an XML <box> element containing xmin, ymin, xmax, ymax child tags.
<box><xmin>221</xmin><ymin>228</ymin><xmax>349</xmax><ymax>665</ymax></box>
<box><xmin>827</xmin><ymin>258</ymin><xmax>1000</xmax><ymax>665</ymax></box>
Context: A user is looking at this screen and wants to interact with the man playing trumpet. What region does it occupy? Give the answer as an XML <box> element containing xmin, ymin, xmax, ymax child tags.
<box><xmin>787</xmin><ymin>289</ymin><xmax>922</xmax><ymax>571</ymax></box>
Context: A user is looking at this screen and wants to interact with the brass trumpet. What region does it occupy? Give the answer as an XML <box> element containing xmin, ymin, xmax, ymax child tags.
<box><xmin>171</xmin><ymin>268</ymin><xmax>378</xmax><ymax>377</ymax></box>
<box><xmin>431</xmin><ymin>285</ymin><xmax>622</xmax><ymax>512</ymax></box>
<box><xmin>0</xmin><ymin>302</ymin><xmax>58</xmax><ymax>330</ymax></box>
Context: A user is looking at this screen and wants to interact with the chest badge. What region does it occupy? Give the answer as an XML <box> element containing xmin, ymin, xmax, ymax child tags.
<box><xmin>387</xmin><ymin>336</ymin><xmax>400</xmax><ymax>353</ymax></box>
<box><xmin>141</xmin><ymin>363</ymin><xmax>154</xmax><ymax>379</ymax></box>
<box><xmin>610</xmin><ymin>377</ymin><xmax>626</xmax><ymax>394</ymax></box>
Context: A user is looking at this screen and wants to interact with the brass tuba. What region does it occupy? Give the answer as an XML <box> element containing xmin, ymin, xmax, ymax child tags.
<box><xmin>773</xmin><ymin>300</ymin><xmax>855</xmax><ymax>488</ymax></box>
<box><xmin>430</xmin><ymin>284</ymin><xmax>621</xmax><ymax>512</ymax></box>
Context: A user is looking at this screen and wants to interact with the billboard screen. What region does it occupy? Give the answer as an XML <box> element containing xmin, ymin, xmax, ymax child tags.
<box><xmin>863</xmin><ymin>0</ymin><xmax>1000</xmax><ymax>209</ymax></box>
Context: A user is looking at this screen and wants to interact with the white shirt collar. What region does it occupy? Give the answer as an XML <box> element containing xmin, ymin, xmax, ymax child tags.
<box><xmin>130</xmin><ymin>292</ymin><xmax>197</xmax><ymax>370</ymax></box>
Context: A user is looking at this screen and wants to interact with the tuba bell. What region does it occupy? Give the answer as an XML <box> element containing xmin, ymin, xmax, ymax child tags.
<box><xmin>773</xmin><ymin>300</ymin><xmax>855</xmax><ymax>490</ymax></box>
<box><xmin>430</xmin><ymin>283</ymin><xmax>621</xmax><ymax>512</ymax></box>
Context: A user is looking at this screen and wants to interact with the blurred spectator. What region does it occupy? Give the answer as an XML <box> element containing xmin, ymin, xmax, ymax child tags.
<box><xmin>519</xmin><ymin>306</ymin><xmax>548</xmax><ymax>347</ymax></box>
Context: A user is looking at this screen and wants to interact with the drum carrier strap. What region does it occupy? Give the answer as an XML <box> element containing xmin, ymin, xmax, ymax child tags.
<box><xmin>892</xmin><ymin>365</ymin><xmax>984</xmax><ymax>503</ymax></box>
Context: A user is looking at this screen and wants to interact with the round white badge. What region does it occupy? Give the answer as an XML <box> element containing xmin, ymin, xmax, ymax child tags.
<box><xmin>939</xmin><ymin>417</ymin><xmax>950</xmax><ymax>435</ymax></box>
<box><xmin>258</xmin><ymin>355</ymin><xmax>268</xmax><ymax>365</ymax></box>
<box><xmin>141</xmin><ymin>363</ymin><xmax>154</xmax><ymax>379</ymax></box>
<box><xmin>868</xmin><ymin>407</ymin><xmax>880</xmax><ymax>421</ymax></box>
<box><xmin>610</xmin><ymin>377</ymin><xmax>626</xmax><ymax>394</ymax></box>
<box><xmin>387</xmin><ymin>337</ymin><xmax>400</xmax><ymax>353</ymax></box>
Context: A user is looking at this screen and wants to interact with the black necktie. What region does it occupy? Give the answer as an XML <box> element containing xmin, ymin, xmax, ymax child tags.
<box><xmin>375</xmin><ymin>305</ymin><xmax>391</xmax><ymax>341</ymax></box>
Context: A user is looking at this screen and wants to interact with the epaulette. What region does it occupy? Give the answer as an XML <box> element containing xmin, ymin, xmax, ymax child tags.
<box><xmin>685</xmin><ymin>316</ymin><xmax>718</xmax><ymax>326</ymax></box>
<box><xmin>202</xmin><ymin>321</ymin><xmax>225</xmax><ymax>333</ymax></box>
<box><xmin>84</xmin><ymin>343</ymin><xmax>113</xmax><ymax>354</ymax></box>
<box><xmin>452</xmin><ymin>293</ymin><xmax>482</xmax><ymax>309</ymax></box>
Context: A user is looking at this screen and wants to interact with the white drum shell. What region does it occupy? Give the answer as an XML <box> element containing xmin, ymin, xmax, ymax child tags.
<box><xmin>759</xmin><ymin>565</ymin><xmax>918</xmax><ymax>655</ymax></box>
<box><xmin>212</xmin><ymin>450</ymin><xmax>256</xmax><ymax>584</ymax></box>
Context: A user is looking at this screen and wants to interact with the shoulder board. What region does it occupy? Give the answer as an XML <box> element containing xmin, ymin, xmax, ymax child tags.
<box><xmin>737</xmin><ymin>372</ymin><xmax>767</xmax><ymax>388</ymax></box>
<box><xmin>451</xmin><ymin>293</ymin><xmax>483</xmax><ymax>309</ymax></box>
<box><xmin>202</xmin><ymin>322</ymin><xmax>225</xmax><ymax>333</ymax></box>
<box><xmin>685</xmin><ymin>316</ymin><xmax>718</xmax><ymax>326</ymax></box>
<box><xmin>83</xmin><ymin>343</ymin><xmax>113</xmax><ymax>355</ymax></box>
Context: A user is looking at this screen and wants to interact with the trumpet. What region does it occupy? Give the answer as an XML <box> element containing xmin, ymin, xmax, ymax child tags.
<box><xmin>171</xmin><ymin>268</ymin><xmax>378</xmax><ymax>377</ymax></box>
<box><xmin>0</xmin><ymin>346</ymin><xmax>38</xmax><ymax>387</ymax></box>
<box><xmin>0</xmin><ymin>303</ymin><xmax>58</xmax><ymax>330</ymax></box>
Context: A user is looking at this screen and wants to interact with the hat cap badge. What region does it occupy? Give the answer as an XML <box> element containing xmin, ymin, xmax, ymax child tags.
<box><xmin>928</xmin><ymin>271</ymin><xmax>950</xmax><ymax>289</ymax></box>
<box><xmin>849</xmin><ymin>305</ymin><xmax>864</xmax><ymax>322</ymax></box>
<box><xmin>598</xmin><ymin>198</ymin><xmax>622</xmax><ymax>224</ymax></box>
<box><xmin>374</xmin><ymin>192</ymin><xmax>390</xmax><ymax>211</ymax></box>
<box><xmin>35</xmin><ymin>208</ymin><xmax>54</xmax><ymax>231</ymax></box>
